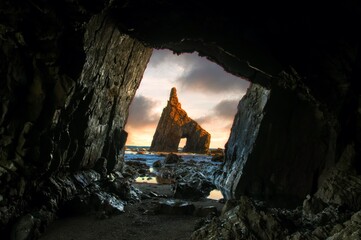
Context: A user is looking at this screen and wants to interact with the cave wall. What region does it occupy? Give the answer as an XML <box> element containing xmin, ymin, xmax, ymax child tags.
<box><xmin>61</xmin><ymin>13</ymin><xmax>152</xmax><ymax>172</ymax></box>
<box><xmin>0</xmin><ymin>1</ymin><xmax>151</xmax><ymax>233</ymax></box>
<box><xmin>0</xmin><ymin>0</ymin><xmax>360</xmax><ymax>236</ymax></box>
<box><xmin>216</xmin><ymin>73</ymin><xmax>337</xmax><ymax>207</ymax></box>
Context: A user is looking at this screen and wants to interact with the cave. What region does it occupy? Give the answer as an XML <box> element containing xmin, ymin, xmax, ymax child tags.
<box><xmin>1</xmin><ymin>1</ymin><xmax>360</xmax><ymax>239</ymax></box>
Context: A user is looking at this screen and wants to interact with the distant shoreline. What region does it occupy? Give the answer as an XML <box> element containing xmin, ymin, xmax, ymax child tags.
<box><xmin>125</xmin><ymin>145</ymin><xmax>223</xmax><ymax>150</ymax></box>
<box><xmin>125</xmin><ymin>145</ymin><xmax>224</xmax><ymax>156</ymax></box>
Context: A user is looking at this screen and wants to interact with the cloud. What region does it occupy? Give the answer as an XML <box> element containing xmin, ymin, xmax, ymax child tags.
<box><xmin>127</xmin><ymin>95</ymin><xmax>160</xmax><ymax>128</ymax></box>
<box><xmin>213</xmin><ymin>99</ymin><xmax>239</xmax><ymax>120</ymax></box>
<box><xmin>148</xmin><ymin>50</ymin><xmax>170</xmax><ymax>67</ymax></box>
<box><xmin>195</xmin><ymin>99</ymin><xmax>239</xmax><ymax>128</ymax></box>
<box><xmin>175</xmin><ymin>54</ymin><xmax>249</xmax><ymax>94</ymax></box>
<box><xmin>194</xmin><ymin>115</ymin><xmax>209</xmax><ymax>125</ymax></box>
<box><xmin>177</xmin><ymin>64</ymin><xmax>249</xmax><ymax>94</ymax></box>
<box><xmin>148</xmin><ymin>49</ymin><xmax>195</xmax><ymax>68</ymax></box>
<box><xmin>148</xmin><ymin>49</ymin><xmax>250</xmax><ymax>94</ymax></box>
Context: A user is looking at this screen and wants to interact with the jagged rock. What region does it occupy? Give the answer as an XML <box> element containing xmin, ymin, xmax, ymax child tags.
<box><xmin>191</xmin><ymin>196</ymin><xmax>287</xmax><ymax>240</ymax></box>
<box><xmin>150</xmin><ymin>88</ymin><xmax>211</xmax><ymax>154</ymax></box>
<box><xmin>152</xmin><ymin>160</ymin><xmax>162</xmax><ymax>168</ymax></box>
<box><xmin>156</xmin><ymin>168</ymin><xmax>176</xmax><ymax>184</ymax></box>
<box><xmin>164</xmin><ymin>153</ymin><xmax>181</xmax><ymax>164</ymax></box>
<box><xmin>125</xmin><ymin>161</ymin><xmax>149</xmax><ymax>175</ymax></box>
<box><xmin>315</xmin><ymin>144</ymin><xmax>361</xmax><ymax>211</ymax></box>
<box><xmin>1</xmin><ymin>1</ymin><xmax>360</xmax><ymax>238</ymax></box>
<box><xmin>215</xmin><ymin>78</ymin><xmax>337</xmax><ymax>208</ymax></box>
<box><xmin>328</xmin><ymin>211</ymin><xmax>361</xmax><ymax>240</ymax></box>
<box><xmin>192</xmin><ymin>156</ymin><xmax>361</xmax><ymax>240</ymax></box>
<box><xmin>11</xmin><ymin>214</ymin><xmax>40</xmax><ymax>240</ymax></box>
<box><xmin>90</xmin><ymin>191</ymin><xmax>126</xmax><ymax>215</ymax></box>
<box><xmin>173</xmin><ymin>171</ymin><xmax>215</xmax><ymax>200</ymax></box>
<box><xmin>0</xmin><ymin>7</ymin><xmax>152</xmax><ymax>235</ymax></box>
<box><xmin>211</xmin><ymin>153</ymin><xmax>224</xmax><ymax>162</ymax></box>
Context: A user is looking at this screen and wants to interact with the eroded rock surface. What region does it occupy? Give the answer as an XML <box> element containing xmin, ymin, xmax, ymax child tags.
<box><xmin>0</xmin><ymin>7</ymin><xmax>151</xmax><ymax>237</ymax></box>
<box><xmin>150</xmin><ymin>88</ymin><xmax>210</xmax><ymax>153</ymax></box>
<box><xmin>1</xmin><ymin>1</ymin><xmax>360</xmax><ymax>239</ymax></box>
<box><xmin>216</xmin><ymin>72</ymin><xmax>337</xmax><ymax>208</ymax></box>
<box><xmin>193</xmin><ymin>142</ymin><xmax>361</xmax><ymax>240</ymax></box>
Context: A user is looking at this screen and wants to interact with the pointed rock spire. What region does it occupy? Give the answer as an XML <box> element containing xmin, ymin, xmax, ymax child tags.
<box><xmin>169</xmin><ymin>87</ymin><xmax>181</xmax><ymax>108</ymax></box>
<box><xmin>150</xmin><ymin>87</ymin><xmax>210</xmax><ymax>153</ymax></box>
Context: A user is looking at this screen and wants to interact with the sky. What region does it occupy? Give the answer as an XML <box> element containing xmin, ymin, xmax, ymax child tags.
<box><xmin>124</xmin><ymin>49</ymin><xmax>250</xmax><ymax>149</ymax></box>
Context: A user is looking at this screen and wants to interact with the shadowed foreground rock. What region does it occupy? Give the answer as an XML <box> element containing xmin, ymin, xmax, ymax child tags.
<box><xmin>192</xmin><ymin>150</ymin><xmax>361</xmax><ymax>240</ymax></box>
<box><xmin>1</xmin><ymin>1</ymin><xmax>360</xmax><ymax>239</ymax></box>
<box><xmin>150</xmin><ymin>88</ymin><xmax>210</xmax><ymax>153</ymax></box>
<box><xmin>0</xmin><ymin>9</ymin><xmax>152</xmax><ymax>237</ymax></box>
<box><xmin>216</xmin><ymin>73</ymin><xmax>337</xmax><ymax>208</ymax></box>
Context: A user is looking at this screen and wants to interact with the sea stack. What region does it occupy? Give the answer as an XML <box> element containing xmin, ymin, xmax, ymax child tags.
<box><xmin>150</xmin><ymin>87</ymin><xmax>211</xmax><ymax>153</ymax></box>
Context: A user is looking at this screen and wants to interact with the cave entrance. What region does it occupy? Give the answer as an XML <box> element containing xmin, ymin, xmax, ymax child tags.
<box><xmin>125</xmin><ymin>49</ymin><xmax>250</xmax><ymax>151</ymax></box>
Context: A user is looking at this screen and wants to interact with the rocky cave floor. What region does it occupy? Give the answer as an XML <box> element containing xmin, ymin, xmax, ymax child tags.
<box><xmin>17</xmin><ymin>150</ymin><xmax>361</xmax><ymax>240</ymax></box>
<box><xmin>37</xmin><ymin>152</ymin><xmax>225</xmax><ymax>240</ymax></box>
<box><xmin>39</xmin><ymin>183</ymin><xmax>224</xmax><ymax>240</ymax></box>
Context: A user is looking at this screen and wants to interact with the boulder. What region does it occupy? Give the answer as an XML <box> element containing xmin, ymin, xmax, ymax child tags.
<box><xmin>152</xmin><ymin>160</ymin><xmax>162</xmax><ymax>168</ymax></box>
<box><xmin>164</xmin><ymin>153</ymin><xmax>181</xmax><ymax>164</ymax></box>
<box><xmin>173</xmin><ymin>172</ymin><xmax>214</xmax><ymax>200</ymax></box>
<box><xmin>211</xmin><ymin>154</ymin><xmax>224</xmax><ymax>163</ymax></box>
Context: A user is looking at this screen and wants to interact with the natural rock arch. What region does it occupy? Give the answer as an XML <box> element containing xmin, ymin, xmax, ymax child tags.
<box><xmin>150</xmin><ymin>87</ymin><xmax>210</xmax><ymax>154</ymax></box>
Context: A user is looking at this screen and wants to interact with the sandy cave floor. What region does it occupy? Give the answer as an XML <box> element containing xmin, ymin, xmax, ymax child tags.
<box><xmin>39</xmin><ymin>183</ymin><xmax>224</xmax><ymax>240</ymax></box>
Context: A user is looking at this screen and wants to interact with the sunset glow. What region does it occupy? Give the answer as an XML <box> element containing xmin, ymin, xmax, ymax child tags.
<box><xmin>125</xmin><ymin>49</ymin><xmax>250</xmax><ymax>149</ymax></box>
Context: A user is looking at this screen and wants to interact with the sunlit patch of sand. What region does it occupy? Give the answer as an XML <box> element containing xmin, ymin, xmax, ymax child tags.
<box><xmin>207</xmin><ymin>189</ymin><xmax>223</xmax><ymax>200</ymax></box>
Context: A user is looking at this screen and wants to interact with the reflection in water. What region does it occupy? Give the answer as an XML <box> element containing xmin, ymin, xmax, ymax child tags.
<box><xmin>135</xmin><ymin>175</ymin><xmax>175</xmax><ymax>184</ymax></box>
<box><xmin>135</xmin><ymin>177</ymin><xmax>158</xmax><ymax>184</ymax></box>
<box><xmin>207</xmin><ymin>189</ymin><xmax>223</xmax><ymax>200</ymax></box>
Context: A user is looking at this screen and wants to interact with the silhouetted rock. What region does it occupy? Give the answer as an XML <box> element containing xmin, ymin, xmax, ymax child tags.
<box><xmin>211</xmin><ymin>154</ymin><xmax>224</xmax><ymax>163</ymax></box>
<box><xmin>215</xmin><ymin>77</ymin><xmax>337</xmax><ymax>208</ymax></box>
<box><xmin>173</xmin><ymin>171</ymin><xmax>215</xmax><ymax>200</ymax></box>
<box><xmin>150</xmin><ymin>88</ymin><xmax>211</xmax><ymax>154</ymax></box>
<box><xmin>164</xmin><ymin>153</ymin><xmax>181</xmax><ymax>164</ymax></box>
<box><xmin>1</xmin><ymin>1</ymin><xmax>360</xmax><ymax>238</ymax></box>
<box><xmin>152</xmin><ymin>160</ymin><xmax>162</xmax><ymax>168</ymax></box>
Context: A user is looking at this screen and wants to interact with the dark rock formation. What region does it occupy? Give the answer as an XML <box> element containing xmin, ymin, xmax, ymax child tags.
<box><xmin>0</xmin><ymin>4</ymin><xmax>151</xmax><ymax>237</ymax></box>
<box><xmin>0</xmin><ymin>0</ymin><xmax>360</xmax><ymax>238</ymax></box>
<box><xmin>164</xmin><ymin>153</ymin><xmax>182</xmax><ymax>164</ymax></box>
<box><xmin>150</xmin><ymin>88</ymin><xmax>211</xmax><ymax>153</ymax></box>
<box><xmin>173</xmin><ymin>172</ymin><xmax>215</xmax><ymax>200</ymax></box>
<box><xmin>215</xmin><ymin>72</ymin><xmax>337</xmax><ymax>208</ymax></box>
<box><xmin>192</xmin><ymin>147</ymin><xmax>361</xmax><ymax>240</ymax></box>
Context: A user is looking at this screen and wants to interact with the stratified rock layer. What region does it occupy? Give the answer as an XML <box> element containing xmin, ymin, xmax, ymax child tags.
<box><xmin>0</xmin><ymin>1</ymin><xmax>360</xmax><ymax>239</ymax></box>
<box><xmin>150</xmin><ymin>88</ymin><xmax>210</xmax><ymax>153</ymax></box>
<box><xmin>0</xmin><ymin>9</ymin><xmax>152</xmax><ymax>236</ymax></box>
<box><xmin>216</xmin><ymin>72</ymin><xmax>337</xmax><ymax>208</ymax></box>
<box><xmin>192</xmin><ymin>142</ymin><xmax>361</xmax><ymax>240</ymax></box>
